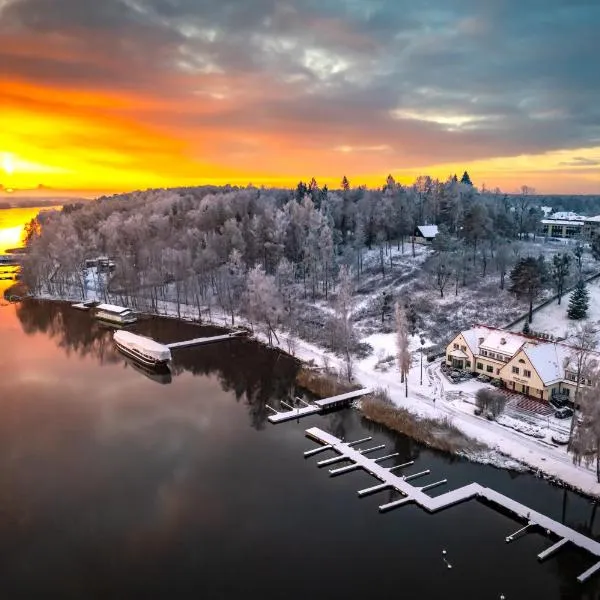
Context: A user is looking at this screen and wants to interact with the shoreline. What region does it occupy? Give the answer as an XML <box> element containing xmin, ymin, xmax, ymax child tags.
<box><xmin>19</xmin><ymin>291</ymin><xmax>600</xmax><ymax>500</ymax></box>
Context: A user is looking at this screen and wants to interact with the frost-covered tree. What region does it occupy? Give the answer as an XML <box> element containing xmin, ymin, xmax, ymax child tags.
<box><xmin>243</xmin><ymin>265</ymin><xmax>282</xmax><ymax>346</ymax></box>
<box><xmin>395</xmin><ymin>301</ymin><xmax>411</xmax><ymax>397</ymax></box>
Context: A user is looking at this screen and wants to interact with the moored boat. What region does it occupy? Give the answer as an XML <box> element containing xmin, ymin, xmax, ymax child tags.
<box><xmin>95</xmin><ymin>303</ymin><xmax>137</xmax><ymax>324</ymax></box>
<box><xmin>113</xmin><ymin>330</ymin><xmax>171</xmax><ymax>367</ymax></box>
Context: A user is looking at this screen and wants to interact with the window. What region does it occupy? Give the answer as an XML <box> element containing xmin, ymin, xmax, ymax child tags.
<box><xmin>465</xmin><ymin>361</ymin><xmax>471</xmax><ymax>368</ymax></box>
<box><xmin>481</xmin><ymin>350</ymin><xmax>488</xmax><ymax>356</ymax></box>
<box><xmin>496</xmin><ymin>369</ymin><xmax>500</xmax><ymax>375</ymax></box>
<box><xmin>486</xmin><ymin>365</ymin><xmax>494</xmax><ymax>373</ymax></box>
<box><xmin>447</xmin><ymin>356</ymin><xmax>452</xmax><ymax>363</ymax></box>
<box><xmin>453</xmin><ymin>343</ymin><xmax>459</xmax><ymax>349</ymax></box>
<box><xmin>518</xmin><ymin>359</ymin><xmax>525</xmax><ymax>364</ymax></box>
<box><xmin>524</xmin><ymin>369</ymin><xmax>531</xmax><ymax>378</ymax></box>
<box><xmin>460</xmin><ymin>345</ymin><xmax>466</xmax><ymax>352</ymax></box>
<box><xmin>512</xmin><ymin>366</ymin><xmax>519</xmax><ymax>374</ymax></box>
<box><xmin>566</xmin><ymin>372</ymin><xmax>577</xmax><ymax>382</ymax></box>
<box><xmin>477</xmin><ymin>362</ymin><xmax>483</xmax><ymax>370</ymax></box>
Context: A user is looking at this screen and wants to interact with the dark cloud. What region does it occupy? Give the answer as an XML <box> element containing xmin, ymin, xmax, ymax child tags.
<box><xmin>1</xmin><ymin>0</ymin><xmax>599</xmax><ymax>166</ymax></box>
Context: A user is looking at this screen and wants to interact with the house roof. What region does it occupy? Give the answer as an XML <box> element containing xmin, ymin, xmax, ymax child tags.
<box><xmin>480</xmin><ymin>330</ymin><xmax>526</xmax><ymax>355</ymax></box>
<box><xmin>548</xmin><ymin>211</ymin><xmax>586</xmax><ymax>221</ymax></box>
<box><xmin>521</xmin><ymin>343</ymin><xmax>574</xmax><ymax>385</ymax></box>
<box><xmin>448</xmin><ymin>349</ymin><xmax>469</xmax><ymax>359</ymax></box>
<box><xmin>461</xmin><ymin>327</ymin><xmax>490</xmax><ymax>355</ymax></box>
<box><xmin>416</xmin><ymin>225</ymin><xmax>438</xmax><ymax>238</ymax></box>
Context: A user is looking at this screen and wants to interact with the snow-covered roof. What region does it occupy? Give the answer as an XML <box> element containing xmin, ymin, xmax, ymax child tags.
<box><xmin>416</xmin><ymin>225</ymin><xmax>438</xmax><ymax>238</ymax></box>
<box><xmin>448</xmin><ymin>349</ymin><xmax>469</xmax><ymax>359</ymax></box>
<box><xmin>541</xmin><ymin>219</ymin><xmax>584</xmax><ymax>227</ymax></box>
<box><xmin>548</xmin><ymin>211</ymin><xmax>586</xmax><ymax>221</ymax></box>
<box><xmin>480</xmin><ymin>330</ymin><xmax>526</xmax><ymax>355</ymax></box>
<box><xmin>585</xmin><ymin>215</ymin><xmax>600</xmax><ymax>223</ymax></box>
<box><xmin>96</xmin><ymin>303</ymin><xmax>133</xmax><ymax>314</ymax></box>
<box><xmin>522</xmin><ymin>343</ymin><xmax>573</xmax><ymax>385</ymax></box>
<box><xmin>461</xmin><ymin>327</ymin><xmax>490</xmax><ymax>355</ymax></box>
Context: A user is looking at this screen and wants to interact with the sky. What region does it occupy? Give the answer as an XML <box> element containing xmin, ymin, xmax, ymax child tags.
<box><xmin>0</xmin><ymin>0</ymin><xmax>599</xmax><ymax>195</ymax></box>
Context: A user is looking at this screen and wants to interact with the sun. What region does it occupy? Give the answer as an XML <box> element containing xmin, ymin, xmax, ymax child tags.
<box><xmin>2</xmin><ymin>153</ymin><xmax>15</xmax><ymax>175</ymax></box>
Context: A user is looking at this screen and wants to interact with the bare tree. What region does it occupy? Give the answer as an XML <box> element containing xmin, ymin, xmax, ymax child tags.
<box><xmin>429</xmin><ymin>255</ymin><xmax>453</xmax><ymax>298</ymax></box>
<box><xmin>243</xmin><ymin>265</ymin><xmax>283</xmax><ymax>346</ymax></box>
<box><xmin>395</xmin><ymin>301</ymin><xmax>411</xmax><ymax>397</ymax></box>
<box><xmin>566</xmin><ymin>323</ymin><xmax>599</xmax><ymax>445</ymax></box>
<box><xmin>335</xmin><ymin>265</ymin><xmax>355</xmax><ymax>381</ymax></box>
<box><xmin>570</xmin><ymin>366</ymin><xmax>600</xmax><ymax>482</ymax></box>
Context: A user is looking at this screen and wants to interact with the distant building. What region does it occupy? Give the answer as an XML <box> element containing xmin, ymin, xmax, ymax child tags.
<box><xmin>413</xmin><ymin>225</ymin><xmax>439</xmax><ymax>243</ymax></box>
<box><xmin>540</xmin><ymin>219</ymin><xmax>584</xmax><ymax>238</ymax></box>
<box><xmin>446</xmin><ymin>325</ymin><xmax>597</xmax><ymax>402</ymax></box>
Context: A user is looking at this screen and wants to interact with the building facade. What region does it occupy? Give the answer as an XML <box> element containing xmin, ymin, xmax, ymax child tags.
<box><xmin>446</xmin><ymin>326</ymin><xmax>596</xmax><ymax>402</ymax></box>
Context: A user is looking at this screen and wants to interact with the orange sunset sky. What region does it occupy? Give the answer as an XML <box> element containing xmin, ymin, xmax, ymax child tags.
<box><xmin>1</xmin><ymin>0</ymin><xmax>599</xmax><ymax>196</ymax></box>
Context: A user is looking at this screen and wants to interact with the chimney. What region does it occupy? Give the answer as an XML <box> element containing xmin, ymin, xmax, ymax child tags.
<box><xmin>478</xmin><ymin>337</ymin><xmax>484</xmax><ymax>345</ymax></box>
<box><xmin>500</xmin><ymin>338</ymin><xmax>506</xmax><ymax>345</ymax></box>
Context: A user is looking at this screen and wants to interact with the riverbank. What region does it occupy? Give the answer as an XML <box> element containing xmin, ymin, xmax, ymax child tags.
<box><xmin>25</xmin><ymin>289</ymin><xmax>600</xmax><ymax>498</ymax></box>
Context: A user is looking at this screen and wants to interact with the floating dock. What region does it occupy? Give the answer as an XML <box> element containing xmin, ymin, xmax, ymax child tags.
<box><xmin>305</xmin><ymin>426</ymin><xmax>600</xmax><ymax>584</ymax></box>
<box><xmin>166</xmin><ymin>331</ymin><xmax>245</xmax><ymax>349</ymax></box>
<box><xmin>267</xmin><ymin>388</ymin><xmax>371</xmax><ymax>424</ymax></box>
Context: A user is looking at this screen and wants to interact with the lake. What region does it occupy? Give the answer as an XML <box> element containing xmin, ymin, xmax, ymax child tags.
<box><xmin>0</xmin><ymin>298</ymin><xmax>599</xmax><ymax>599</ymax></box>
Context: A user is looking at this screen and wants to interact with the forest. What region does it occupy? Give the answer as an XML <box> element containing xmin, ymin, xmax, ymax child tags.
<box><xmin>19</xmin><ymin>174</ymin><xmax>600</xmax><ymax>358</ymax></box>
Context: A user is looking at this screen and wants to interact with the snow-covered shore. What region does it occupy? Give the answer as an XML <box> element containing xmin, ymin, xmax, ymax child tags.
<box><xmin>31</xmin><ymin>289</ymin><xmax>600</xmax><ymax>498</ymax></box>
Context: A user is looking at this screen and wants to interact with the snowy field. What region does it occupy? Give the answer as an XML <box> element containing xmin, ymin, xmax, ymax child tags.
<box><xmin>509</xmin><ymin>277</ymin><xmax>600</xmax><ymax>348</ymax></box>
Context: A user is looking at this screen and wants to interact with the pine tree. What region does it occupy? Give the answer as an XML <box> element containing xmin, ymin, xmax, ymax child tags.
<box><xmin>460</xmin><ymin>171</ymin><xmax>473</xmax><ymax>186</ymax></box>
<box><xmin>567</xmin><ymin>280</ymin><xmax>590</xmax><ymax>320</ymax></box>
<box><xmin>522</xmin><ymin>320</ymin><xmax>531</xmax><ymax>335</ymax></box>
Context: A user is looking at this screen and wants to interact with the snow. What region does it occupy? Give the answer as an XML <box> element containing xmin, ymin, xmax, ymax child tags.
<box><xmin>113</xmin><ymin>330</ymin><xmax>172</xmax><ymax>362</ymax></box>
<box><xmin>96</xmin><ymin>303</ymin><xmax>133</xmax><ymax>315</ymax></box>
<box><xmin>548</xmin><ymin>211</ymin><xmax>586</xmax><ymax>221</ymax></box>
<box><xmin>522</xmin><ymin>343</ymin><xmax>571</xmax><ymax>385</ymax></box>
<box><xmin>462</xmin><ymin>327</ymin><xmax>490</xmax><ymax>355</ymax></box>
<box><xmin>480</xmin><ymin>329</ymin><xmax>527</xmax><ymax>356</ymax></box>
<box><xmin>541</xmin><ymin>219</ymin><xmax>585</xmax><ymax>227</ymax></box>
<box><xmin>416</xmin><ymin>225</ymin><xmax>438</xmax><ymax>239</ymax></box>
<box><xmin>509</xmin><ymin>278</ymin><xmax>600</xmax><ymax>349</ymax></box>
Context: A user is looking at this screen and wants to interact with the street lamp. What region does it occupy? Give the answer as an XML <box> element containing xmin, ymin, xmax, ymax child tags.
<box><xmin>420</xmin><ymin>336</ymin><xmax>425</xmax><ymax>385</ymax></box>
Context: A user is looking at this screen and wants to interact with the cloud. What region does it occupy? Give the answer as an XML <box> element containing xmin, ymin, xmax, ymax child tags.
<box><xmin>558</xmin><ymin>156</ymin><xmax>600</xmax><ymax>167</ymax></box>
<box><xmin>1</xmin><ymin>0</ymin><xmax>599</xmax><ymax>190</ymax></box>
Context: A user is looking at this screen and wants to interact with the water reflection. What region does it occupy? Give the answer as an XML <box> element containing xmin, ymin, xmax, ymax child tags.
<box><xmin>15</xmin><ymin>299</ymin><xmax>301</xmax><ymax>429</ymax></box>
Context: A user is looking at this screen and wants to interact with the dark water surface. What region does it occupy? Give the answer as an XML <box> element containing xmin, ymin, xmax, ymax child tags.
<box><xmin>1</xmin><ymin>299</ymin><xmax>600</xmax><ymax>599</ymax></box>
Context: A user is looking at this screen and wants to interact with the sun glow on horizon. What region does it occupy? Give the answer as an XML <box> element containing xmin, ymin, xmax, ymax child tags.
<box><xmin>2</xmin><ymin>152</ymin><xmax>14</xmax><ymax>175</ymax></box>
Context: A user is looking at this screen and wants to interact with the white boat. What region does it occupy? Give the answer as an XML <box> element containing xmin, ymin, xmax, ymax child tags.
<box><xmin>113</xmin><ymin>330</ymin><xmax>171</xmax><ymax>367</ymax></box>
<box><xmin>72</xmin><ymin>300</ymin><xmax>99</xmax><ymax>311</ymax></box>
<box><xmin>95</xmin><ymin>303</ymin><xmax>137</xmax><ymax>324</ymax></box>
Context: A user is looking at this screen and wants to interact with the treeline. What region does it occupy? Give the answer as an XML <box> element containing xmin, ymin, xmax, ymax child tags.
<box><xmin>19</xmin><ymin>175</ymin><xmax>569</xmax><ymax>349</ymax></box>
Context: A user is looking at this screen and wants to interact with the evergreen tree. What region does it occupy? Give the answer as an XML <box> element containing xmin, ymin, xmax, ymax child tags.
<box><xmin>460</xmin><ymin>171</ymin><xmax>473</xmax><ymax>186</ymax></box>
<box><xmin>522</xmin><ymin>320</ymin><xmax>531</xmax><ymax>335</ymax></box>
<box><xmin>567</xmin><ymin>280</ymin><xmax>590</xmax><ymax>320</ymax></box>
<box><xmin>509</xmin><ymin>257</ymin><xmax>545</xmax><ymax>323</ymax></box>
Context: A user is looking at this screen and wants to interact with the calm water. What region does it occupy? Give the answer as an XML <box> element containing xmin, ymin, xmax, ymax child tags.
<box><xmin>0</xmin><ymin>300</ymin><xmax>599</xmax><ymax>599</ymax></box>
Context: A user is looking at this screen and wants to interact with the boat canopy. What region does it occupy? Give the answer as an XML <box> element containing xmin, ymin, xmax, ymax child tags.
<box><xmin>96</xmin><ymin>303</ymin><xmax>133</xmax><ymax>315</ymax></box>
<box><xmin>114</xmin><ymin>330</ymin><xmax>172</xmax><ymax>362</ymax></box>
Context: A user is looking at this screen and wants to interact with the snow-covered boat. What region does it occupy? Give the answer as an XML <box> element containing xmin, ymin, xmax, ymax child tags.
<box><xmin>95</xmin><ymin>303</ymin><xmax>137</xmax><ymax>324</ymax></box>
<box><xmin>72</xmin><ymin>300</ymin><xmax>99</xmax><ymax>311</ymax></box>
<box><xmin>113</xmin><ymin>330</ymin><xmax>171</xmax><ymax>367</ymax></box>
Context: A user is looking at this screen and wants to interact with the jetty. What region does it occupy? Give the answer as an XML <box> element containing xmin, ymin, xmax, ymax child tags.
<box><xmin>305</xmin><ymin>426</ymin><xmax>600</xmax><ymax>584</ymax></box>
<box><xmin>166</xmin><ymin>331</ymin><xmax>246</xmax><ymax>349</ymax></box>
<box><xmin>267</xmin><ymin>388</ymin><xmax>371</xmax><ymax>424</ymax></box>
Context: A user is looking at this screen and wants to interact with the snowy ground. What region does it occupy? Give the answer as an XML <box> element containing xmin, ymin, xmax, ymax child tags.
<box><xmin>36</xmin><ymin>253</ymin><xmax>600</xmax><ymax>498</ymax></box>
<box><xmin>509</xmin><ymin>277</ymin><xmax>600</xmax><ymax>348</ymax></box>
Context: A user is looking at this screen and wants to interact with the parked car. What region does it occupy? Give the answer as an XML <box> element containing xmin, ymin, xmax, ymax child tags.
<box><xmin>555</xmin><ymin>407</ymin><xmax>573</xmax><ymax>419</ymax></box>
<box><xmin>550</xmin><ymin>396</ymin><xmax>570</xmax><ymax>409</ymax></box>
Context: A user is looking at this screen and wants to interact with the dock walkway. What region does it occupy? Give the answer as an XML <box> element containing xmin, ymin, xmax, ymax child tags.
<box><xmin>305</xmin><ymin>426</ymin><xmax>600</xmax><ymax>584</ymax></box>
<box><xmin>268</xmin><ymin>388</ymin><xmax>371</xmax><ymax>424</ymax></box>
<box><xmin>166</xmin><ymin>331</ymin><xmax>245</xmax><ymax>349</ymax></box>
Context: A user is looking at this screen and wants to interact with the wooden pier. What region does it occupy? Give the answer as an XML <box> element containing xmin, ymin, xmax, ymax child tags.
<box><xmin>304</xmin><ymin>426</ymin><xmax>600</xmax><ymax>584</ymax></box>
<box><xmin>267</xmin><ymin>388</ymin><xmax>371</xmax><ymax>424</ymax></box>
<box><xmin>166</xmin><ymin>331</ymin><xmax>245</xmax><ymax>349</ymax></box>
